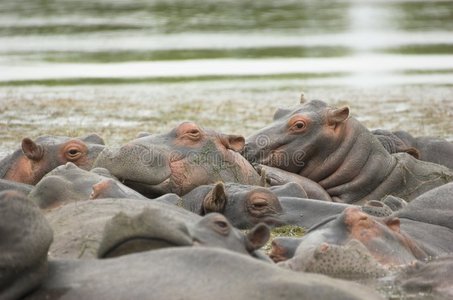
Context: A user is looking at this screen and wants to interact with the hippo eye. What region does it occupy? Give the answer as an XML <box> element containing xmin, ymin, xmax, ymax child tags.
<box><xmin>252</xmin><ymin>199</ymin><xmax>268</xmax><ymax>209</ymax></box>
<box><xmin>212</xmin><ymin>219</ymin><xmax>230</xmax><ymax>235</ymax></box>
<box><xmin>66</xmin><ymin>148</ymin><xmax>82</xmax><ymax>160</ymax></box>
<box><xmin>291</xmin><ymin>121</ymin><xmax>306</xmax><ymax>130</ymax></box>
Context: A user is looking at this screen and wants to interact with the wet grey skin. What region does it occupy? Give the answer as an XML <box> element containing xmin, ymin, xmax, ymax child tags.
<box><xmin>93</xmin><ymin>122</ymin><xmax>260</xmax><ymax>198</ymax></box>
<box><xmin>244</xmin><ymin>100</ymin><xmax>453</xmax><ymax>204</ymax></box>
<box><xmin>0</xmin><ymin>134</ymin><xmax>105</xmax><ymax>185</ymax></box>
<box><xmin>29</xmin><ymin>162</ymin><xmax>149</xmax><ymax>209</ymax></box>
<box><xmin>278</xmin><ymin>183</ymin><xmax>453</xmax><ymax>279</ymax></box>
<box><xmin>45</xmin><ymin>197</ymin><xmax>269</xmax><ymax>260</ymax></box>
<box><xmin>0</xmin><ymin>190</ymin><xmax>53</xmax><ymax>300</ymax></box>
<box><xmin>0</xmin><ymin>178</ymin><xmax>33</xmax><ymax>194</ymax></box>
<box><xmin>45</xmin><ymin>198</ymin><xmax>200</xmax><ymax>259</ymax></box>
<box><xmin>182</xmin><ymin>181</ymin><xmax>353</xmax><ymax>230</ymax></box>
<box><xmin>25</xmin><ymin>247</ymin><xmax>384</xmax><ymax>300</ymax></box>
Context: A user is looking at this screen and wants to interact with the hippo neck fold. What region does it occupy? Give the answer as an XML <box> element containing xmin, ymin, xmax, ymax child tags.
<box><xmin>305</xmin><ymin>118</ymin><xmax>397</xmax><ymax>204</ymax></box>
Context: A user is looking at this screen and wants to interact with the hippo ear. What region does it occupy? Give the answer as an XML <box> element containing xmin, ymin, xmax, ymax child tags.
<box><xmin>404</xmin><ymin>147</ymin><xmax>420</xmax><ymax>159</ymax></box>
<box><xmin>273</xmin><ymin>108</ymin><xmax>292</xmax><ymax>121</ymax></box>
<box><xmin>245</xmin><ymin>223</ymin><xmax>271</xmax><ymax>252</ymax></box>
<box><xmin>21</xmin><ymin>138</ymin><xmax>44</xmax><ymax>161</ymax></box>
<box><xmin>327</xmin><ymin>106</ymin><xmax>349</xmax><ymax>126</ymax></box>
<box><xmin>202</xmin><ymin>182</ymin><xmax>227</xmax><ymax>215</ymax></box>
<box><xmin>222</xmin><ymin>134</ymin><xmax>245</xmax><ymax>152</ymax></box>
<box><xmin>136</xmin><ymin>132</ymin><xmax>152</xmax><ymax>139</ymax></box>
<box><xmin>384</xmin><ymin>217</ymin><xmax>401</xmax><ymax>232</ymax></box>
<box><xmin>300</xmin><ymin>92</ymin><xmax>307</xmax><ymax>103</ymax></box>
<box><xmin>81</xmin><ymin>133</ymin><xmax>105</xmax><ymax>145</ymax></box>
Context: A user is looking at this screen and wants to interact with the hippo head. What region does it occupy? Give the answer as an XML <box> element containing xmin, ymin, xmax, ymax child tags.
<box><xmin>281</xmin><ymin>207</ymin><xmax>428</xmax><ymax>278</ymax></box>
<box><xmin>1</xmin><ymin>134</ymin><xmax>105</xmax><ymax>185</ymax></box>
<box><xmin>0</xmin><ymin>190</ymin><xmax>53</xmax><ymax>299</ymax></box>
<box><xmin>243</xmin><ymin>100</ymin><xmax>349</xmax><ymax>177</ymax></box>
<box><xmin>182</xmin><ymin>182</ymin><xmax>298</xmax><ymax>229</ymax></box>
<box><xmin>189</xmin><ymin>213</ymin><xmax>270</xmax><ymax>259</ymax></box>
<box><xmin>93</xmin><ymin>122</ymin><xmax>260</xmax><ymax>197</ymax></box>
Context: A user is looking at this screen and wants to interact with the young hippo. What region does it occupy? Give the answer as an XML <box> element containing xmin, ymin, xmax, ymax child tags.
<box><xmin>0</xmin><ymin>190</ymin><xmax>53</xmax><ymax>300</ymax></box>
<box><xmin>278</xmin><ymin>183</ymin><xmax>453</xmax><ymax>279</ymax></box>
<box><xmin>244</xmin><ymin>100</ymin><xmax>453</xmax><ymax>204</ymax></box>
<box><xmin>93</xmin><ymin>122</ymin><xmax>260</xmax><ymax>197</ymax></box>
<box><xmin>182</xmin><ymin>182</ymin><xmax>352</xmax><ymax>229</ymax></box>
<box><xmin>0</xmin><ymin>134</ymin><xmax>105</xmax><ymax>185</ymax></box>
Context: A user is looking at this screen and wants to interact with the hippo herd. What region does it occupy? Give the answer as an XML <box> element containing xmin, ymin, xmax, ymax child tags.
<box><xmin>1</xmin><ymin>99</ymin><xmax>453</xmax><ymax>300</ymax></box>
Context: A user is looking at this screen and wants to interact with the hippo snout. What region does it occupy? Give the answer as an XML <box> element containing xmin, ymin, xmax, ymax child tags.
<box><xmin>93</xmin><ymin>144</ymin><xmax>172</xmax><ymax>185</ymax></box>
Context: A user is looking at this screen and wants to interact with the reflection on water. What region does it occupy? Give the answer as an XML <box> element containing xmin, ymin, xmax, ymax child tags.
<box><xmin>1</xmin><ymin>0</ymin><xmax>453</xmax><ymax>85</ymax></box>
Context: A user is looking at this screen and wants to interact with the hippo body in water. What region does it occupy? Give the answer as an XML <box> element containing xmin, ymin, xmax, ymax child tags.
<box><xmin>182</xmin><ymin>182</ymin><xmax>353</xmax><ymax>229</ymax></box>
<box><xmin>94</xmin><ymin>122</ymin><xmax>260</xmax><ymax>197</ymax></box>
<box><xmin>277</xmin><ymin>183</ymin><xmax>453</xmax><ymax>279</ymax></box>
<box><xmin>244</xmin><ymin>100</ymin><xmax>453</xmax><ymax>203</ymax></box>
<box><xmin>374</xmin><ymin>129</ymin><xmax>453</xmax><ymax>169</ymax></box>
<box><xmin>25</xmin><ymin>247</ymin><xmax>383</xmax><ymax>300</ymax></box>
<box><xmin>2</xmin><ymin>191</ymin><xmax>383</xmax><ymax>300</ymax></box>
<box><xmin>0</xmin><ymin>134</ymin><xmax>105</xmax><ymax>185</ymax></box>
<box><xmin>0</xmin><ymin>190</ymin><xmax>53</xmax><ymax>300</ymax></box>
<box><xmin>29</xmin><ymin>162</ymin><xmax>149</xmax><ymax>209</ymax></box>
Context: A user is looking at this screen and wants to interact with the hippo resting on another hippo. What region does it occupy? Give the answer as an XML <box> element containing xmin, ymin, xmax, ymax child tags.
<box><xmin>244</xmin><ymin>100</ymin><xmax>453</xmax><ymax>203</ymax></box>
<box><xmin>45</xmin><ymin>195</ymin><xmax>270</xmax><ymax>260</ymax></box>
<box><xmin>0</xmin><ymin>134</ymin><xmax>105</xmax><ymax>185</ymax></box>
<box><xmin>275</xmin><ymin>182</ymin><xmax>453</xmax><ymax>279</ymax></box>
<box><xmin>1</xmin><ymin>191</ymin><xmax>384</xmax><ymax>300</ymax></box>
<box><xmin>29</xmin><ymin>162</ymin><xmax>150</xmax><ymax>209</ymax></box>
<box><xmin>373</xmin><ymin>129</ymin><xmax>453</xmax><ymax>169</ymax></box>
<box><xmin>182</xmin><ymin>182</ymin><xmax>395</xmax><ymax>230</ymax></box>
<box><xmin>93</xmin><ymin>122</ymin><xmax>261</xmax><ymax>198</ymax></box>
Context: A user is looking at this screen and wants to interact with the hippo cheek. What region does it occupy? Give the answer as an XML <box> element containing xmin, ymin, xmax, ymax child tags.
<box><xmin>93</xmin><ymin>146</ymin><xmax>172</xmax><ymax>186</ymax></box>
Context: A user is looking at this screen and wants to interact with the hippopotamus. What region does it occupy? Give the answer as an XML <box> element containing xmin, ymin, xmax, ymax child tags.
<box><xmin>244</xmin><ymin>100</ymin><xmax>453</xmax><ymax>203</ymax></box>
<box><xmin>0</xmin><ymin>190</ymin><xmax>53</xmax><ymax>300</ymax></box>
<box><xmin>29</xmin><ymin>162</ymin><xmax>149</xmax><ymax>209</ymax></box>
<box><xmin>374</xmin><ymin>129</ymin><xmax>453</xmax><ymax>169</ymax></box>
<box><xmin>93</xmin><ymin>122</ymin><xmax>260</xmax><ymax>197</ymax></box>
<box><xmin>181</xmin><ymin>182</ymin><xmax>396</xmax><ymax>230</ymax></box>
<box><xmin>24</xmin><ymin>247</ymin><xmax>384</xmax><ymax>300</ymax></box>
<box><xmin>3</xmin><ymin>191</ymin><xmax>383</xmax><ymax>300</ymax></box>
<box><xmin>277</xmin><ymin>183</ymin><xmax>453</xmax><ymax>279</ymax></box>
<box><xmin>0</xmin><ymin>134</ymin><xmax>105</xmax><ymax>185</ymax></box>
<box><xmin>45</xmin><ymin>197</ymin><xmax>198</xmax><ymax>259</ymax></box>
<box><xmin>45</xmin><ymin>196</ymin><xmax>269</xmax><ymax>260</ymax></box>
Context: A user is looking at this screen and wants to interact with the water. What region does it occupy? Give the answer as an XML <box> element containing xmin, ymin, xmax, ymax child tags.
<box><xmin>1</xmin><ymin>0</ymin><xmax>453</xmax><ymax>85</ymax></box>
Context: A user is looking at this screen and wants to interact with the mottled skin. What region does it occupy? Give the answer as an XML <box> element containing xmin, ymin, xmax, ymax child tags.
<box><xmin>29</xmin><ymin>162</ymin><xmax>147</xmax><ymax>209</ymax></box>
<box><xmin>0</xmin><ymin>134</ymin><xmax>105</xmax><ymax>185</ymax></box>
<box><xmin>268</xmin><ymin>200</ymin><xmax>399</xmax><ymax>263</ymax></box>
<box><xmin>0</xmin><ymin>191</ymin><xmax>53</xmax><ymax>300</ymax></box>
<box><xmin>45</xmin><ymin>198</ymin><xmax>199</xmax><ymax>259</ymax></box>
<box><xmin>25</xmin><ymin>247</ymin><xmax>383</xmax><ymax>300</ymax></box>
<box><xmin>94</xmin><ymin>122</ymin><xmax>260</xmax><ymax>197</ymax></box>
<box><xmin>0</xmin><ymin>178</ymin><xmax>33</xmax><ymax>194</ymax></box>
<box><xmin>182</xmin><ymin>182</ymin><xmax>351</xmax><ymax>229</ymax></box>
<box><xmin>397</xmin><ymin>255</ymin><xmax>453</xmax><ymax>299</ymax></box>
<box><xmin>244</xmin><ymin>100</ymin><xmax>453</xmax><ymax>203</ymax></box>
<box><xmin>279</xmin><ymin>184</ymin><xmax>453</xmax><ymax>279</ymax></box>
